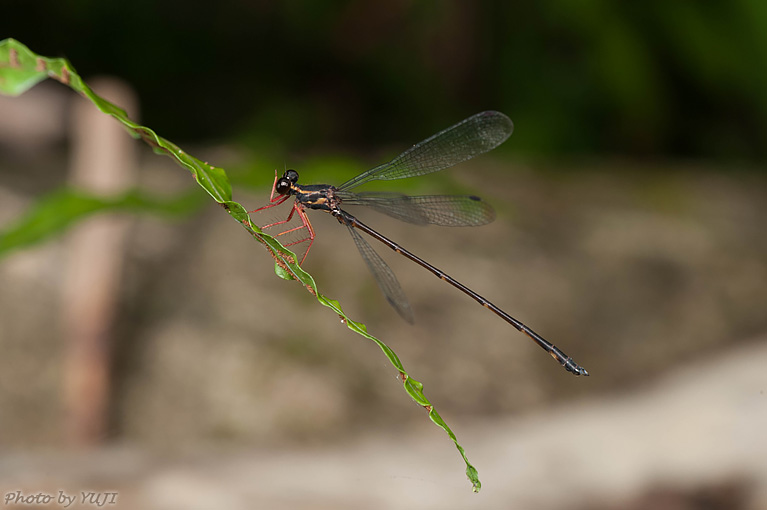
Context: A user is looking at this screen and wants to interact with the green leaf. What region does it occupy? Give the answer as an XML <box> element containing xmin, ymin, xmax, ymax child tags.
<box><xmin>0</xmin><ymin>38</ymin><xmax>481</xmax><ymax>492</ymax></box>
<box><xmin>0</xmin><ymin>38</ymin><xmax>50</xmax><ymax>95</ymax></box>
<box><xmin>274</xmin><ymin>263</ymin><xmax>296</xmax><ymax>281</ymax></box>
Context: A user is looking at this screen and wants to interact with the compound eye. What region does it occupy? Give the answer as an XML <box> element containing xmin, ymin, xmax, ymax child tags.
<box><xmin>275</xmin><ymin>177</ymin><xmax>292</xmax><ymax>195</ymax></box>
<box><xmin>285</xmin><ymin>169</ymin><xmax>299</xmax><ymax>183</ymax></box>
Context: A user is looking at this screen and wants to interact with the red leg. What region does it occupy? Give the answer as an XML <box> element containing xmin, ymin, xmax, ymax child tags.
<box><xmin>249</xmin><ymin>177</ymin><xmax>298</xmax><ymax>232</ymax></box>
<box><xmin>275</xmin><ymin>224</ymin><xmax>309</xmax><ymax>236</ymax></box>
<box><xmin>251</xmin><ymin>193</ymin><xmax>290</xmax><ymax>214</ymax></box>
<box><xmin>269</xmin><ymin>203</ymin><xmax>316</xmax><ymax>265</ymax></box>
<box><xmin>266</xmin><ymin>170</ymin><xmax>280</xmax><ymax>201</ymax></box>
<box><xmin>292</xmin><ymin>205</ymin><xmax>316</xmax><ymax>264</ymax></box>
<box><xmin>249</xmin><ymin>170</ymin><xmax>286</xmax><ymax>214</ymax></box>
<box><xmin>260</xmin><ymin>201</ymin><xmax>298</xmax><ymax>229</ymax></box>
<box><xmin>250</xmin><ymin>170</ymin><xmax>293</xmax><ymax>228</ymax></box>
<box><xmin>253</xmin><ymin>202</ymin><xmax>315</xmax><ymax>265</ymax></box>
<box><xmin>249</xmin><ymin>171</ymin><xmax>316</xmax><ymax>265</ymax></box>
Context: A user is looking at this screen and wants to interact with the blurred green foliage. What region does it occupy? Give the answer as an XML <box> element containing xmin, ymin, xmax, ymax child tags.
<box><xmin>5</xmin><ymin>1</ymin><xmax>767</xmax><ymax>164</ymax></box>
<box><xmin>0</xmin><ymin>188</ymin><xmax>204</xmax><ymax>258</ymax></box>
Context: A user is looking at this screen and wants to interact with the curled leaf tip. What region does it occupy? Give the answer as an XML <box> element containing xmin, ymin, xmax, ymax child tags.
<box><xmin>467</xmin><ymin>466</ymin><xmax>481</xmax><ymax>493</ymax></box>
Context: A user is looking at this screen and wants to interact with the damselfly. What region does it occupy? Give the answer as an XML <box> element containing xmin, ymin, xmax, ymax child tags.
<box><xmin>253</xmin><ymin>111</ymin><xmax>588</xmax><ymax>376</ymax></box>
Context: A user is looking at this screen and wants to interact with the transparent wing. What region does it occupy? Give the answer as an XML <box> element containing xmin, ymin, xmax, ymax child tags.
<box><xmin>337</xmin><ymin>111</ymin><xmax>513</xmax><ymax>191</ymax></box>
<box><xmin>337</xmin><ymin>191</ymin><xmax>496</xmax><ymax>226</ymax></box>
<box><xmin>346</xmin><ymin>224</ymin><xmax>414</xmax><ymax>324</ymax></box>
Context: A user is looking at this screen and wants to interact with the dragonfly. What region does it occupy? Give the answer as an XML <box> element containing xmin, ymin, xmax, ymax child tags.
<box><xmin>253</xmin><ymin>111</ymin><xmax>588</xmax><ymax>376</ymax></box>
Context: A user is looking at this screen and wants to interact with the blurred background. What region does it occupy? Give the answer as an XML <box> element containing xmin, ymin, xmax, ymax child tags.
<box><xmin>1</xmin><ymin>1</ymin><xmax>767</xmax><ymax>509</ymax></box>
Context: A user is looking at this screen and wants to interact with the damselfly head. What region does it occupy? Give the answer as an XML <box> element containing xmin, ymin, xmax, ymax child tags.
<box><xmin>275</xmin><ymin>169</ymin><xmax>299</xmax><ymax>195</ymax></box>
